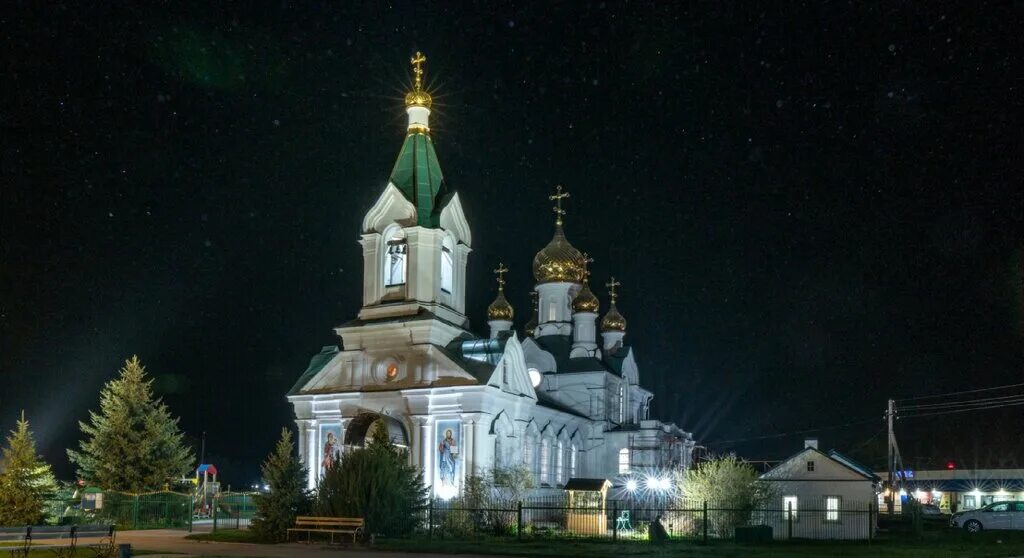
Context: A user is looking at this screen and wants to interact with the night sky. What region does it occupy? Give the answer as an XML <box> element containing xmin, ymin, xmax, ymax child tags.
<box><xmin>3</xmin><ymin>3</ymin><xmax>1022</xmax><ymax>486</ymax></box>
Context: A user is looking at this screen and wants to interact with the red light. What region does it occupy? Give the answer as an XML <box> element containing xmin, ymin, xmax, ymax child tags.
<box><xmin>946</xmin><ymin>461</ymin><xmax>956</xmax><ymax>470</ymax></box>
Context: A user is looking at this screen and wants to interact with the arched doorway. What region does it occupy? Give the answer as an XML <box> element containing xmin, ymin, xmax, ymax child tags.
<box><xmin>343</xmin><ymin>413</ymin><xmax>409</xmax><ymax>448</ymax></box>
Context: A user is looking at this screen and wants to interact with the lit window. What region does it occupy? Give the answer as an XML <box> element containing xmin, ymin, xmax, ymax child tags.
<box><xmin>547</xmin><ymin>300</ymin><xmax>557</xmax><ymax>321</ymax></box>
<box><xmin>618</xmin><ymin>448</ymin><xmax>630</xmax><ymax>474</ymax></box>
<box><xmin>963</xmin><ymin>495</ymin><xmax>976</xmax><ymax>509</ymax></box>
<box><xmin>385</xmin><ymin>238</ymin><xmax>407</xmax><ymax>286</ymax></box>
<box><xmin>783</xmin><ymin>496</ymin><xmax>798</xmax><ymax>521</ymax></box>
<box><xmin>806</xmin><ymin>461</ymin><xmax>815</xmax><ymax>472</ymax></box>
<box><xmin>440</xmin><ymin>243</ymin><xmax>453</xmax><ymax>293</ymax></box>
<box><xmin>570</xmin><ymin>445</ymin><xmax>578</xmax><ymax>478</ymax></box>
<box><xmin>825</xmin><ymin>496</ymin><xmax>840</xmax><ymax>521</ymax></box>
<box><xmin>540</xmin><ymin>440</ymin><xmax>551</xmax><ymax>484</ymax></box>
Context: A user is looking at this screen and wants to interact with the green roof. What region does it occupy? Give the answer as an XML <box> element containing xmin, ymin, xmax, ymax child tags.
<box><xmin>389</xmin><ymin>131</ymin><xmax>448</xmax><ymax>228</ymax></box>
<box><xmin>287</xmin><ymin>345</ymin><xmax>340</xmax><ymax>396</ymax></box>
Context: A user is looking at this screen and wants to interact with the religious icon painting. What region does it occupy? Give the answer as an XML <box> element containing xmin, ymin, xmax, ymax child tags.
<box><xmin>318</xmin><ymin>423</ymin><xmax>343</xmax><ymax>477</ymax></box>
<box><xmin>434</xmin><ymin>419</ymin><xmax>461</xmax><ymax>498</ymax></box>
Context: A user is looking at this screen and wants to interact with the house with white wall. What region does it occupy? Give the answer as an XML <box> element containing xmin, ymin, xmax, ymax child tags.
<box><xmin>757</xmin><ymin>439</ymin><xmax>880</xmax><ymax>540</ymax></box>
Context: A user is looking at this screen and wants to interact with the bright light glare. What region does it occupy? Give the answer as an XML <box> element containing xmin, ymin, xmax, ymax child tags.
<box><xmin>625</xmin><ymin>479</ymin><xmax>638</xmax><ymax>492</ymax></box>
<box><xmin>436</xmin><ymin>484</ymin><xmax>458</xmax><ymax>501</ymax></box>
<box><xmin>657</xmin><ymin>477</ymin><xmax>671</xmax><ymax>490</ymax></box>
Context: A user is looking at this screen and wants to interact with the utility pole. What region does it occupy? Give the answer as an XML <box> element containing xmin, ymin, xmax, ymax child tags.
<box><xmin>886</xmin><ymin>399</ymin><xmax>894</xmax><ymax>515</ymax></box>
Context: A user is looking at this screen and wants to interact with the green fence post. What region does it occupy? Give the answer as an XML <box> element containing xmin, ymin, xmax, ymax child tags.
<box><xmin>428</xmin><ymin>499</ymin><xmax>434</xmax><ymax>540</ymax></box>
<box><xmin>787</xmin><ymin>502</ymin><xmax>793</xmax><ymax>540</ymax></box>
<box><xmin>612</xmin><ymin>500</ymin><xmax>618</xmax><ymax>541</ymax></box>
<box><xmin>133</xmin><ymin>495</ymin><xmax>140</xmax><ymax>530</ymax></box>
<box><xmin>702</xmin><ymin>500</ymin><xmax>708</xmax><ymax>544</ymax></box>
<box><xmin>517</xmin><ymin>501</ymin><xmax>523</xmax><ymax>541</ymax></box>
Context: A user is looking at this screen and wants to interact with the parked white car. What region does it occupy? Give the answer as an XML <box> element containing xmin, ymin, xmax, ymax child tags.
<box><xmin>950</xmin><ymin>502</ymin><xmax>1024</xmax><ymax>532</ymax></box>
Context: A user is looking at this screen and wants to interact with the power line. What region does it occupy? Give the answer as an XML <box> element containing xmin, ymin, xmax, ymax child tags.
<box><xmin>899</xmin><ymin>399</ymin><xmax>1024</xmax><ymax>419</ymax></box>
<box><xmin>706</xmin><ymin>417</ymin><xmax>882</xmax><ymax>446</ymax></box>
<box><xmin>894</xmin><ymin>381</ymin><xmax>1024</xmax><ymax>403</ymax></box>
<box><xmin>898</xmin><ymin>393</ymin><xmax>1024</xmax><ymax>411</ymax></box>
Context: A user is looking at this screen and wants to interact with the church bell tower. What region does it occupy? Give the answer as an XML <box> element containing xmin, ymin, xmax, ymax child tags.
<box><xmin>357</xmin><ymin>53</ymin><xmax>472</xmax><ymax>327</ymax></box>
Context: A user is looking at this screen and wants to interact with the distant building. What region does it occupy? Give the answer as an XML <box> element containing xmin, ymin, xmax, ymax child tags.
<box><xmin>285</xmin><ymin>54</ymin><xmax>696</xmax><ymax>496</ymax></box>
<box><xmin>758</xmin><ymin>438</ymin><xmax>880</xmax><ymax>540</ymax></box>
<box><xmin>880</xmin><ymin>468</ymin><xmax>1024</xmax><ymax>513</ymax></box>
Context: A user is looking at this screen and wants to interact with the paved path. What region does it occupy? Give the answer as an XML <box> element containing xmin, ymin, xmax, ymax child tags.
<box><xmin>119</xmin><ymin>529</ymin><xmax>500</xmax><ymax>558</ymax></box>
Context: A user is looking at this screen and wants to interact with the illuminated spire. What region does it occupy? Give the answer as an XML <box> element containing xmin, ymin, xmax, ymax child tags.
<box><xmin>405</xmin><ymin>51</ymin><xmax>432</xmax><ymax>110</ymax></box>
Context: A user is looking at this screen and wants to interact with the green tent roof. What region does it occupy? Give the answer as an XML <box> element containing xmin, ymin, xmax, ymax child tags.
<box><xmin>389</xmin><ymin>131</ymin><xmax>448</xmax><ymax>228</ymax></box>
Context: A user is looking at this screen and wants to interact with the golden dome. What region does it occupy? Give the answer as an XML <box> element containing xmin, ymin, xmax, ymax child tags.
<box><xmin>573</xmin><ymin>282</ymin><xmax>600</xmax><ymax>313</ymax></box>
<box><xmin>601</xmin><ymin>302</ymin><xmax>627</xmax><ymax>332</ymax></box>
<box><xmin>405</xmin><ymin>89</ymin><xmax>432</xmax><ymax>109</ymax></box>
<box><xmin>487</xmin><ymin>291</ymin><xmax>514</xmax><ymax>321</ymax></box>
<box><xmin>532</xmin><ymin>225</ymin><xmax>586</xmax><ymax>284</ymax></box>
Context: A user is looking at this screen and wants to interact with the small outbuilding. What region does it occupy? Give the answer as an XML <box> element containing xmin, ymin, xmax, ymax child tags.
<box><xmin>758</xmin><ymin>439</ymin><xmax>880</xmax><ymax>540</ymax></box>
<box><xmin>564</xmin><ymin>478</ymin><xmax>612</xmax><ymax>536</ymax></box>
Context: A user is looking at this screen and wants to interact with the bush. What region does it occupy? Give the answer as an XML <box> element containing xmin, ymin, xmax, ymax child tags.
<box><xmin>677</xmin><ymin>455</ymin><xmax>775</xmax><ymax>538</ymax></box>
<box><xmin>314</xmin><ymin>421</ymin><xmax>427</xmax><ymax>539</ymax></box>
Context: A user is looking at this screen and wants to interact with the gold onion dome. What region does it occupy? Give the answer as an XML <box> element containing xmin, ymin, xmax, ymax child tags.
<box><xmin>487</xmin><ymin>263</ymin><xmax>514</xmax><ymax>321</ymax></box>
<box><xmin>601</xmin><ymin>304</ymin><xmax>627</xmax><ymax>332</ymax></box>
<box><xmin>572</xmin><ymin>252</ymin><xmax>599</xmax><ymax>313</ymax></box>
<box><xmin>533</xmin><ymin>185</ymin><xmax>585</xmax><ymax>284</ymax></box>
<box><xmin>600</xmin><ymin>277</ymin><xmax>626</xmax><ymax>332</ymax></box>
<box><xmin>405</xmin><ymin>51</ymin><xmax>433</xmax><ymax>108</ymax></box>
<box><xmin>573</xmin><ymin>282</ymin><xmax>600</xmax><ymax>313</ymax></box>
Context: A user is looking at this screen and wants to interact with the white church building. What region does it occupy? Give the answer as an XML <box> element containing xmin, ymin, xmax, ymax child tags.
<box><xmin>287</xmin><ymin>54</ymin><xmax>696</xmax><ymax>497</ymax></box>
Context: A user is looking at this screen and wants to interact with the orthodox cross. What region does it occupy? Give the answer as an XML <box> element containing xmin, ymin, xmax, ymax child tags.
<box><xmin>493</xmin><ymin>262</ymin><xmax>509</xmax><ymax>291</ymax></box>
<box><xmin>410</xmin><ymin>51</ymin><xmax>427</xmax><ymax>91</ymax></box>
<box><xmin>606</xmin><ymin>277</ymin><xmax>621</xmax><ymax>304</ymax></box>
<box><xmin>549</xmin><ymin>184</ymin><xmax>570</xmax><ymax>226</ymax></box>
<box><xmin>582</xmin><ymin>252</ymin><xmax>594</xmax><ymax>280</ymax></box>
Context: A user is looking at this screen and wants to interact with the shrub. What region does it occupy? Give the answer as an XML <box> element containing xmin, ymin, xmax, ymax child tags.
<box><xmin>315</xmin><ymin>421</ymin><xmax>427</xmax><ymax>538</ymax></box>
<box><xmin>677</xmin><ymin>455</ymin><xmax>775</xmax><ymax>537</ymax></box>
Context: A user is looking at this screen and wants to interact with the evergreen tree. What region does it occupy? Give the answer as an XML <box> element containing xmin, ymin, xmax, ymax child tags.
<box><xmin>68</xmin><ymin>356</ymin><xmax>194</xmax><ymax>492</ymax></box>
<box><xmin>315</xmin><ymin>420</ymin><xmax>427</xmax><ymax>538</ymax></box>
<box><xmin>251</xmin><ymin>428</ymin><xmax>309</xmax><ymax>542</ymax></box>
<box><xmin>0</xmin><ymin>413</ymin><xmax>58</xmax><ymax>526</ymax></box>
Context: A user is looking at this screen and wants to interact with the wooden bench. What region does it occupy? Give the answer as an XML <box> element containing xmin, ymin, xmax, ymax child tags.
<box><xmin>287</xmin><ymin>516</ymin><xmax>364</xmax><ymax>544</ymax></box>
<box><xmin>0</xmin><ymin>524</ymin><xmax>116</xmax><ymax>558</ymax></box>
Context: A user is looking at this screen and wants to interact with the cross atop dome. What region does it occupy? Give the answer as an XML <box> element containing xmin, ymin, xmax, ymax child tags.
<box><xmin>549</xmin><ymin>185</ymin><xmax>570</xmax><ymax>226</ymax></box>
<box><xmin>606</xmin><ymin>277</ymin><xmax>621</xmax><ymax>304</ymax></box>
<box><xmin>405</xmin><ymin>51</ymin><xmax>432</xmax><ymax>109</ymax></box>
<box><xmin>493</xmin><ymin>262</ymin><xmax>509</xmax><ymax>291</ymax></box>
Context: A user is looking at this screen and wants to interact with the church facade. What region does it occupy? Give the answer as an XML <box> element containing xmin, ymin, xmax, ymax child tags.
<box><xmin>287</xmin><ymin>54</ymin><xmax>696</xmax><ymax>496</ymax></box>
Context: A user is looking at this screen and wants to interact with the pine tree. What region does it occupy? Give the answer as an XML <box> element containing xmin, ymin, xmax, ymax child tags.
<box><xmin>315</xmin><ymin>420</ymin><xmax>427</xmax><ymax>538</ymax></box>
<box><xmin>67</xmin><ymin>356</ymin><xmax>194</xmax><ymax>492</ymax></box>
<box><xmin>251</xmin><ymin>428</ymin><xmax>309</xmax><ymax>542</ymax></box>
<box><xmin>0</xmin><ymin>413</ymin><xmax>58</xmax><ymax>526</ymax></box>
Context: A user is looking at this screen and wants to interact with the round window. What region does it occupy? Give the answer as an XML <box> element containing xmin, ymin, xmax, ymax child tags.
<box><xmin>385</xmin><ymin>363</ymin><xmax>399</xmax><ymax>381</ymax></box>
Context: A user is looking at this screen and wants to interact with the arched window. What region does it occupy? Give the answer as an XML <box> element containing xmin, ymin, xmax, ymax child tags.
<box><xmin>618</xmin><ymin>448</ymin><xmax>631</xmax><ymax>474</ymax></box>
<box><xmin>556</xmin><ymin>441</ymin><xmax>565</xmax><ymax>485</ymax></box>
<box><xmin>523</xmin><ymin>431</ymin><xmax>537</xmax><ymax>480</ymax></box>
<box><xmin>570</xmin><ymin>444</ymin><xmax>578</xmax><ymax>478</ymax></box>
<box><xmin>539</xmin><ymin>439</ymin><xmax>551</xmax><ymax>485</ymax></box>
<box><xmin>494</xmin><ymin>434</ymin><xmax>505</xmax><ymax>469</ymax></box>
<box><xmin>440</xmin><ymin>236</ymin><xmax>453</xmax><ymax>293</ymax></box>
<box><xmin>385</xmin><ymin>232</ymin><xmax>407</xmax><ymax>287</ymax></box>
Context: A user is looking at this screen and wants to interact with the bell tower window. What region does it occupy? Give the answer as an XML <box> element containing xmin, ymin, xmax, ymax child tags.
<box><xmin>385</xmin><ymin>237</ymin><xmax>407</xmax><ymax>287</ymax></box>
<box><xmin>440</xmin><ymin>238</ymin><xmax>453</xmax><ymax>293</ymax></box>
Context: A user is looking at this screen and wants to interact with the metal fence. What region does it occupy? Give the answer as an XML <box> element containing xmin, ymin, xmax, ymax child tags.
<box><xmin>211</xmin><ymin>492</ymin><xmax>258</xmax><ymax>531</ymax></box>
<box><xmin>44</xmin><ymin>490</ymin><xmax>194</xmax><ymax>530</ymax></box>
<box><xmin>420</xmin><ymin>495</ymin><xmax>878</xmax><ymax>542</ymax></box>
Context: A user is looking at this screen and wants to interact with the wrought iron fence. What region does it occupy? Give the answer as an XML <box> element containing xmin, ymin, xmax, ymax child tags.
<box><xmin>416</xmin><ymin>495</ymin><xmax>878</xmax><ymax>542</ymax></box>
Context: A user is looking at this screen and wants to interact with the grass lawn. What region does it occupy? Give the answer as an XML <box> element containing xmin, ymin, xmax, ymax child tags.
<box><xmin>376</xmin><ymin>530</ymin><xmax>1024</xmax><ymax>557</ymax></box>
<box><xmin>186</xmin><ymin>527</ymin><xmax>1024</xmax><ymax>557</ymax></box>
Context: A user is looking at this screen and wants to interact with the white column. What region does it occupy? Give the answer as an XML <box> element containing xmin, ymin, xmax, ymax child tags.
<box><xmin>418</xmin><ymin>418</ymin><xmax>433</xmax><ymax>493</ymax></box>
<box><xmin>305</xmin><ymin>421</ymin><xmax>318</xmax><ymax>490</ymax></box>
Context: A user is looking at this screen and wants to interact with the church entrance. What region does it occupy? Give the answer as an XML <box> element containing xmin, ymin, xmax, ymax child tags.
<box><xmin>343</xmin><ymin>413</ymin><xmax>409</xmax><ymax>449</ymax></box>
